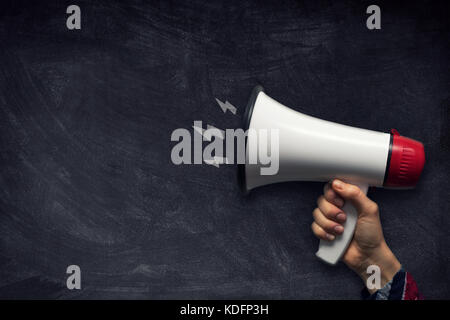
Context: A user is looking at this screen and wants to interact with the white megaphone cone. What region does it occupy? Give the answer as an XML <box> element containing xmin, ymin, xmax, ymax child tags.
<box><xmin>238</xmin><ymin>85</ymin><xmax>425</xmax><ymax>265</ymax></box>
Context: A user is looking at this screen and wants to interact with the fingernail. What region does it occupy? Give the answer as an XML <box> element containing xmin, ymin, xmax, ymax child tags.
<box><xmin>334</xmin><ymin>225</ymin><xmax>344</xmax><ymax>234</ymax></box>
<box><xmin>326</xmin><ymin>233</ymin><xmax>335</xmax><ymax>240</ymax></box>
<box><xmin>336</xmin><ymin>213</ymin><xmax>346</xmax><ymax>222</ymax></box>
<box><xmin>333</xmin><ymin>180</ymin><xmax>344</xmax><ymax>190</ymax></box>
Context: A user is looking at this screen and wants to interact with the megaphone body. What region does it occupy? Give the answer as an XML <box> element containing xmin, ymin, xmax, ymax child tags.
<box><xmin>239</xmin><ymin>86</ymin><xmax>425</xmax><ymax>265</ymax></box>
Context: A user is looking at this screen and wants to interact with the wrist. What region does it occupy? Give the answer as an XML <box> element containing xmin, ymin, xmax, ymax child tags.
<box><xmin>355</xmin><ymin>242</ymin><xmax>401</xmax><ymax>293</ymax></box>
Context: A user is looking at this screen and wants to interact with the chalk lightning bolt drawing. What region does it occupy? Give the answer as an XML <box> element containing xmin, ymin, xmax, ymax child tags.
<box><xmin>215</xmin><ymin>98</ymin><xmax>237</xmax><ymax>115</ymax></box>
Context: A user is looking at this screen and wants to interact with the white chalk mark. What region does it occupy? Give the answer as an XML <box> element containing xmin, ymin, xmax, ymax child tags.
<box><xmin>192</xmin><ymin>125</ymin><xmax>204</xmax><ymax>136</ymax></box>
<box><xmin>215</xmin><ymin>98</ymin><xmax>237</xmax><ymax>115</ymax></box>
<box><xmin>192</xmin><ymin>124</ymin><xmax>224</xmax><ymax>141</ymax></box>
<box><xmin>205</xmin><ymin>124</ymin><xmax>225</xmax><ymax>140</ymax></box>
<box><xmin>204</xmin><ymin>156</ymin><xmax>229</xmax><ymax>168</ymax></box>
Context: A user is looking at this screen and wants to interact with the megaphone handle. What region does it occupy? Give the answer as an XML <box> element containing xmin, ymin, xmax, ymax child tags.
<box><xmin>315</xmin><ymin>181</ymin><xmax>369</xmax><ymax>265</ymax></box>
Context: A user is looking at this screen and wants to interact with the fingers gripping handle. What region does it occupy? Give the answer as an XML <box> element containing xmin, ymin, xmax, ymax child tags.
<box><xmin>315</xmin><ymin>182</ymin><xmax>369</xmax><ymax>265</ymax></box>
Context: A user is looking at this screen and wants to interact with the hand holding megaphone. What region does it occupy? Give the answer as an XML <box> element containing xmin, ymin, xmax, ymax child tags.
<box><xmin>239</xmin><ymin>86</ymin><xmax>425</xmax><ymax>265</ymax></box>
<box><xmin>313</xmin><ymin>179</ymin><xmax>401</xmax><ymax>289</ymax></box>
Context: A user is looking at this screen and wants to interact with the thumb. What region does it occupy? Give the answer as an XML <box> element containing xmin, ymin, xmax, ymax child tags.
<box><xmin>331</xmin><ymin>179</ymin><xmax>378</xmax><ymax>216</ymax></box>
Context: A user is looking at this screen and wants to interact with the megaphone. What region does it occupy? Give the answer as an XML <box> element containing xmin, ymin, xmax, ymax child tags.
<box><xmin>238</xmin><ymin>85</ymin><xmax>425</xmax><ymax>265</ymax></box>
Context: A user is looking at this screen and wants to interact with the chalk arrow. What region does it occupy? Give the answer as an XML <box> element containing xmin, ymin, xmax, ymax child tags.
<box><xmin>204</xmin><ymin>156</ymin><xmax>229</xmax><ymax>168</ymax></box>
<box><xmin>215</xmin><ymin>98</ymin><xmax>237</xmax><ymax>115</ymax></box>
<box><xmin>192</xmin><ymin>125</ymin><xmax>205</xmax><ymax>137</ymax></box>
<box><xmin>192</xmin><ymin>124</ymin><xmax>225</xmax><ymax>141</ymax></box>
<box><xmin>205</xmin><ymin>124</ymin><xmax>225</xmax><ymax>140</ymax></box>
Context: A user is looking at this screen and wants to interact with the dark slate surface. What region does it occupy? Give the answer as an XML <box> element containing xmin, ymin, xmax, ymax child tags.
<box><xmin>0</xmin><ymin>0</ymin><xmax>449</xmax><ymax>299</ymax></box>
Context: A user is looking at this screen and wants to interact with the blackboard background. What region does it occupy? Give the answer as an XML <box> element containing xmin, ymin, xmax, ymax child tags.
<box><xmin>0</xmin><ymin>0</ymin><xmax>449</xmax><ymax>299</ymax></box>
